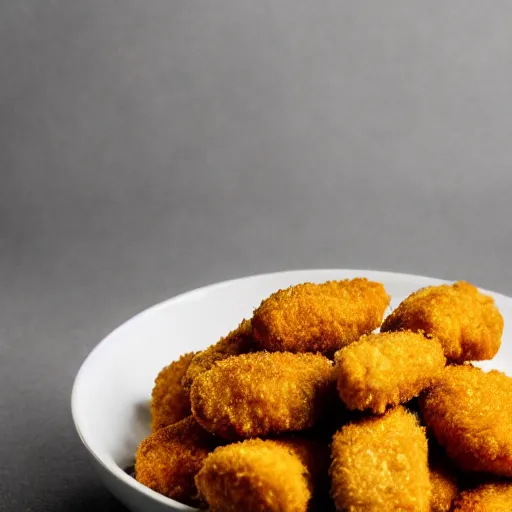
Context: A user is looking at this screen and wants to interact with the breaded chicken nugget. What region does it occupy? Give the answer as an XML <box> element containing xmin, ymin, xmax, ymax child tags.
<box><xmin>429</xmin><ymin>459</ymin><xmax>459</xmax><ymax>512</ymax></box>
<box><xmin>135</xmin><ymin>416</ymin><xmax>220</xmax><ymax>506</ymax></box>
<box><xmin>196</xmin><ymin>437</ymin><xmax>328</xmax><ymax>512</ymax></box>
<box><xmin>335</xmin><ymin>331</ymin><xmax>446</xmax><ymax>413</ymax></box>
<box><xmin>190</xmin><ymin>351</ymin><xmax>335</xmax><ymax>439</ymax></box>
<box><xmin>420</xmin><ymin>365</ymin><xmax>512</xmax><ymax>476</ymax></box>
<box><xmin>252</xmin><ymin>278</ymin><xmax>390</xmax><ymax>355</ymax></box>
<box><xmin>151</xmin><ymin>352</ymin><xmax>196</xmax><ymax>432</ymax></box>
<box><xmin>381</xmin><ymin>281</ymin><xmax>503</xmax><ymax>363</ymax></box>
<box><xmin>451</xmin><ymin>481</ymin><xmax>512</xmax><ymax>512</ymax></box>
<box><xmin>181</xmin><ymin>319</ymin><xmax>254</xmax><ymax>391</ymax></box>
<box><xmin>330</xmin><ymin>406</ymin><xmax>430</xmax><ymax>511</ymax></box>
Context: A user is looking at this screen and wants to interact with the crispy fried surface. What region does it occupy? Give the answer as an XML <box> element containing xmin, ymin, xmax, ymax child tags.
<box><xmin>381</xmin><ymin>281</ymin><xmax>503</xmax><ymax>363</ymax></box>
<box><xmin>190</xmin><ymin>351</ymin><xmax>335</xmax><ymax>439</ymax></box>
<box><xmin>252</xmin><ymin>279</ymin><xmax>390</xmax><ymax>355</ymax></box>
<box><xmin>151</xmin><ymin>352</ymin><xmax>195</xmax><ymax>432</ymax></box>
<box><xmin>135</xmin><ymin>416</ymin><xmax>220</xmax><ymax>506</ymax></box>
<box><xmin>420</xmin><ymin>365</ymin><xmax>512</xmax><ymax>476</ymax></box>
<box><xmin>429</xmin><ymin>461</ymin><xmax>458</xmax><ymax>512</ymax></box>
<box><xmin>182</xmin><ymin>319</ymin><xmax>255</xmax><ymax>391</ymax></box>
<box><xmin>335</xmin><ymin>331</ymin><xmax>446</xmax><ymax>413</ymax></box>
<box><xmin>195</xmin><ymin>437</ymin><xmax>325</xmax><ymax>512</ymax></box>
<box><xmin>330</xmin><ymin>406</ymin><xmax>430</xmax><ymax>512</ymax></box>
<box><xmin>451</xmin><ymin>482</ymin><xmax>512</xmax><ymax>512</ymax></box>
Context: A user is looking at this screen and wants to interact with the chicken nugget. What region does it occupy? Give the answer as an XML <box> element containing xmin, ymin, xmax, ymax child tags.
<box><xmin>252</xmin><ymin>278</ymin><xmax>390</xmax><ymax>355</ymax></box>
<box><xmin>335</xmin><ymin>331</ymin><xmax>446</xmax><ymax>413</ymax></box>
<box><xmin>151</xmin><ymin>352</ymin><xmax>196</xmax><ymax>432</ymax></box>
<box><xmin>135</xmin><ymin>416</ymin><xmax>220</xmax><ymax>506</ymax></box>
<box><xmin>181</xmin><ymin>319</ymin><xmax>254</xmax><ymax>391</ymax></box>
<box><xmin>381</xmin><ymin>281</ymin><xmax>503</xmax><ymax>363</ymax></box>
<box><xmin>429</xmin><ymin>458</ymin><xmax>459</xmax><ymax>512</ymax></box>
<box><xmin>196</xmin><ymin>437</ymin><xmax>328</xmax><ymax>512</ymax></box>
<box><xmin>451</xmin><ymin>481</ymin><xmax>512</xmax><ymax>512</ymax></box>
<box><xmin>420</xmin><ymin>365</ymin><xmax>512</xmax><ymax>476</ymax></box>
<box><xmin>330</xmin><ymin>406</ymin><xmax>430</xmax><ymax>511</ymax></box>
<box><xmin>190</xmin><ymin>351</ymin><xmax>335</xmax><ymax>439</ymax></box>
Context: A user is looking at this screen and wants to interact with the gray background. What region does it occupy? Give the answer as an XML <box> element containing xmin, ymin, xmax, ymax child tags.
<box><xmin>1</xmin><ymin>1</ymin><xmax>512</xmax><ymax>510</ymax></box>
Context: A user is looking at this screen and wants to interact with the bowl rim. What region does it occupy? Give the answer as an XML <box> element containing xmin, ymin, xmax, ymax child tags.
<box><xmin>70</xmin><ymin>267</ymin><xmax>510</xmax><ymax>510</ymax></box>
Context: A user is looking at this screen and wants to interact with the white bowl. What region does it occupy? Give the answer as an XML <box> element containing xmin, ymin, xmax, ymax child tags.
<box><xmin>71</xmin><ymin>269</ymin><xmax>512</xmax><ymax>512</ymax></box>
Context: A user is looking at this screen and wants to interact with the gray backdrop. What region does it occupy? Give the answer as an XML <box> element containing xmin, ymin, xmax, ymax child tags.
<box><xmin>2</xmin><ymin>2</ymin><xmax>512</xmax><ymax>510</ymax></box>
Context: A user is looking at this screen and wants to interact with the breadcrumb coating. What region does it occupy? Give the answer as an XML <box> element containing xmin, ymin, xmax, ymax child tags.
<box><xmin>138</xmin><ymin>277</ymin><xmax>509</xmax><ymax>510</ymax></box>
<box><xmin>451</xmin><ymin>481</ymin><xmax>512</xmax><ymax>512</ymax></box>
<box><xmin>151</xmin><ymin>352</ymin><xmax>195</xmax><ymax>432</ymax></box>
<box><xmin>330</xmin><ymin>406</ymin><xmax>430</xmax><ymax>512</ymax></box>
<box><xmin>429</xmin><ymin>461</ymin><xmax>458</xmax><ymax>512</ymax></box>
<box><xmin>190</xmin><ymin>351</ymin><xmax>335</xmax><ymax>439</ymax></box>
<box><xmin>135</xmin><ymin>416</ymin><xmax>220</xmax><ymax>506</ymax></box>
<box><xmin>252</xmin><ymin>279</ymin><xmax>390</xmax><ymax>355</ymax></box>
<box><xmin>195</xmin><ymin>437</ymin><xmax>327</xmax><ymax>512</ymax></box>
<box><xmin>420</xmin><ymin>365</ymin><xmax>512</xmax><ymax>476</ymax></box>
<box><xmin>335</xmin><ymin>331</ymin><xmax>445</xmax><ymax>413</ymax></box>
<box><xmin>182</xmin><ymin>319</ymin><xmax>255</xmax><ymax>391</ymax></box>
<box><xmin>381</xmin><ymin>281</ymin><xmax>503</xmax><ymax>363</ymax></box>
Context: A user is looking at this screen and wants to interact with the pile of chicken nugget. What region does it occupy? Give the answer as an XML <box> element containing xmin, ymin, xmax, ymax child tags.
<box><xmin>134</xmin><ymin>278</ymin><xmax>512</xmax><ymax>511</ymax></box>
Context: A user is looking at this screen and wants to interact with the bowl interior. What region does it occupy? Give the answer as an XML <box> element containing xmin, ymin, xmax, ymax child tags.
<box><xmin>72</xmin><ymin>269</ymin><xmax>512</xmax><ymax>509</ymax></box>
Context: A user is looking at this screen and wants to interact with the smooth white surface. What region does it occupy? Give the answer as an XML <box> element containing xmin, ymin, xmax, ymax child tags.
<box><xmin>72</xmin><ymin>269</ymin><xmax>512</xmax><ymax>512</ymax></box>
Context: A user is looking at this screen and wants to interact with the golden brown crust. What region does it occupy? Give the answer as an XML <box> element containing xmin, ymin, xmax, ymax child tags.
<box><xmin>381</xmin><ymin>281</ymin><xmax>503</xmax><ymax>363</ymax></box>
<box><xmin>135</xmin><ymin>416</ymin><xmax>220</xmax><ymax>506</ymax></box>
<box><xmin>335</xmin><ymin>331</ymin><xmax>446</xmax><ymax>413</ymax></box>
<box><xmin>420</xmin><ymin>365</ymin><xmax>512</xmax><ymax>476</ymax></box>
<box><xmin>451</xmin><ymin>482</ymin><xmax>512</xmax><ymax>512</ymax></box>
<box><xmin>181</xmin><ymin>319</ymin><xmax>255</xmax><ymax>391</ymax></box>
<box><xmin>190</xmin><ymin>351</ymin><xmax>335</xmax><ymax>439</ymax></box>
<box><xmin>330</xmin><ymin>406</ymin><xmax>431</xmax><ymax>512</ymax></box>
<box><xmin>429</xmin><ymin>462</ymin><xmax>458</xmax><ymax>512</ymax></box>
<box><xmin>151</xmin><ymin>352</ymin><xmax>196</xmax><ymax>432</ymax></box>
<box><xmin>195</xmin><ymin>438</ymin><xmax>326</xmax><ymax>512</ymax></box>
<box><xmin>252</xmin><ymin>279</ymin><xmax>390</xmax><ymax>355</ymax></box>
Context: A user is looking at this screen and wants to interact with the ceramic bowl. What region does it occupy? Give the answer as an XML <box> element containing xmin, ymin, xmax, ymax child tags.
<box><xmin>71</xmin><ymin>269</ymin><xmax>512</xmax><ymax>511</ymax></box>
